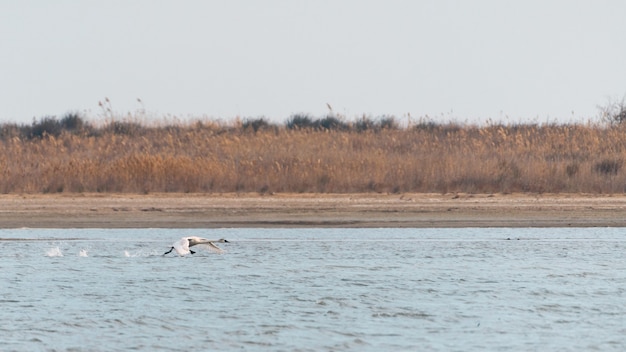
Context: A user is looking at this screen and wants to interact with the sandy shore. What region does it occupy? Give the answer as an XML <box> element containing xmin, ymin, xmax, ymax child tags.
<box><xmin>1</xmin><ymin>193</ymin><xmax>626</xmax><ymax>228</ymax></box>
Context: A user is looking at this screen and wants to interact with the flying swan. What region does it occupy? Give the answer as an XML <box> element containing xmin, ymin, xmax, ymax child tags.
<box><xmin>163</xmin><ymin>236</ymin><xmax>230</xmax><ymax>256</ymax></box>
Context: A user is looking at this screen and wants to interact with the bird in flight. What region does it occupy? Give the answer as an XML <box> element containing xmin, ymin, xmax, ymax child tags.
<box><xmin>163</xmin><ymin>236</ymin><xmax>229</xmax><ymax>256</ymax></box>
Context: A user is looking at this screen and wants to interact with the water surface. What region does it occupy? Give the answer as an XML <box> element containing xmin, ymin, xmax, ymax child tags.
<box><xmin>2</xmin><ymin>228</ymin><xmax>626</xmax><ymax>351</ymax></box>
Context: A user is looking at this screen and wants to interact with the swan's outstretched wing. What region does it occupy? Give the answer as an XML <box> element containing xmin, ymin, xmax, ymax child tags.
<box><xmin>172</xmin><ymin>238</ymin><xmax>190</xmax><ymax>255</ymax></box>
<box><xmin>195</xmin><ymin>242</ymin><xmax>226</xmax><ymax>254</ymax></box>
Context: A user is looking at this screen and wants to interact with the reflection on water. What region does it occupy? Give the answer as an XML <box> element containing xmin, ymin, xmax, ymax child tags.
<box><xmin>2</xmin><ymin>228</ymin><xmax>626</xmax><ymax>351</ymax></box>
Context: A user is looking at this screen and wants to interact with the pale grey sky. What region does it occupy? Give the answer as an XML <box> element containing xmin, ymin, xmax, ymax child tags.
<box><xmin>1</xmin><ymin>0</ymin><xmax>625</xmax><ymax>124</ymax></box>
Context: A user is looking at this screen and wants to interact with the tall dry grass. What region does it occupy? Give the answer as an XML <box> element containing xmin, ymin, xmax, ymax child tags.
<box><xmin>2</xmin><ymin>118</ymin><xmax>626</xmax><ymax>194</ymax></box>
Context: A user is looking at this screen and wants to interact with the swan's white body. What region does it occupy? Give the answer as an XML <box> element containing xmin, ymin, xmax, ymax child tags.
<box><xmin>164</xmin><ymin>236</ymin><xmax>229</xmax><ymax>256</ymax></box>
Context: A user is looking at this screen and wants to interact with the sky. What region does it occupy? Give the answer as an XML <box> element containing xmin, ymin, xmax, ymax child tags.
<box><xmin>1</xmin><ymin>0</ymin><xmax>625</xmax><ymax>125</ymax></box>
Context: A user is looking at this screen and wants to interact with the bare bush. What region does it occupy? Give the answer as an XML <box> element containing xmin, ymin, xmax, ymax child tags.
<box><xmin>598</xmin><ymin>96</ymin><xmax>626</xmax><ymax>126</ymax></box>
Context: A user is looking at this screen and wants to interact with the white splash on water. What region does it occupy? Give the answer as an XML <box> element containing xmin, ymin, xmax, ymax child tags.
<box><xmin>79</xmin><ymin>249</ymin><xmax>88</xmax><ymax>257</ymax></box>
<box><xmin>124</xmin><ymin>249</ymin><xmax>160</xmax><ymax>257</ymax></box>
<box><xmin>46</xmin><ymin>247</ymin><xmax>63</xmax><ymax>257</ymax></box>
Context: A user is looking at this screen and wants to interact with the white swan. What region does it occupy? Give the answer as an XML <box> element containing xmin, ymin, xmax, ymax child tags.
<box><xmin>163</xmin><ymin>236</ymin><xmax>229</xmax><ymax>256</ymax></box>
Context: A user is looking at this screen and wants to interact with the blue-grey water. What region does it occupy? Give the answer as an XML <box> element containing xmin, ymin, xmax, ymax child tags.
<box><xmin>2</xmin><ymin>227</ymin><xmax>626</xmax><ymax>351</ymax></box>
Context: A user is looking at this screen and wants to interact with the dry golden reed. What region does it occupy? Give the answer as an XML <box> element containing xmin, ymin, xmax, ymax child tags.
<box><xmin>2</xmin><ymin>119</ymin><xmax>626</xmax><ymax>194</ymax></box>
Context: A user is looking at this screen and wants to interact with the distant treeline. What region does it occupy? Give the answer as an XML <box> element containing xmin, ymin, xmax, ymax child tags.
<box><xmin>0</xmin><ymin>113</ymin><xmax>405</xmax><ymax>140</ymax></box>
<box><xmin>2</xmin><ymin>113</ymin><xmax>626</xmax><ymax>194</ymax></box>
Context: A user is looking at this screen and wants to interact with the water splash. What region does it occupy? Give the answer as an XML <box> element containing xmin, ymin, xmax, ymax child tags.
<box><xmin>124</xmin><ymin>249</ymin><xmax>160</xmax><ymax>257</ymax></box>
<box><xmin>79</xmin><ymin>249</ymin><xmax>88</xmax><ymax>257</ymax></box>
<box><xmin>45</xmin><ymin>247</ymin><xmax>63</xmax><ymax>257</ymax></box>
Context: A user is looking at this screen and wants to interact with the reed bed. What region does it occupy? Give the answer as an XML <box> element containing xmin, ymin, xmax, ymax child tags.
<box><xmin>2</xmin><ymin>117</ymin><xmax>626</xmax><ymax>194</ymax></box>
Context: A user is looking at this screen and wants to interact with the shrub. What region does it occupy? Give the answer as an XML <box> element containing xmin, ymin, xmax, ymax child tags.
<box><xmin>317</xmin><ymin>116</ymin><xmax>349</xmax><ymax>131</ymax></box>
<box><xmin>242</xmin><ymin>118</ymin><xmax>276</xmax><ymax>133</ymax></box>
<box><xmin>30</xmin><ymin>117</ymin><xmax>62</xmax><ymax>138</ymax></box>
<box><xmin>355</xmin><ymin>116</ymin><xmax>377</xmax><ymax>132</ymax></box>
<box><xmin>286</xmin><ymin>114</ymin><xmax>316</xmax><ymax>130</ymax></box>
<box><xmin>379</xmin><ymin>116</ymin><xmax>398</xmax><ymax>130</ymax></box>
<box><xmin>599</xmin><ymin>97</ymin><xmax>626</xmax><ymax>126</ymax></box>
<box><xmin>60</xmin><ymin>113</ymin><xmax>86</xmax><ymax>131</ymax></box>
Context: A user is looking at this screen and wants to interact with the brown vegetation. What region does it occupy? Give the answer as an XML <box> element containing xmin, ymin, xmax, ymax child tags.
<box><xmin>2</xmin><ymin>115</ymin><xmax>626</xmax><ymax>194</ymax></box>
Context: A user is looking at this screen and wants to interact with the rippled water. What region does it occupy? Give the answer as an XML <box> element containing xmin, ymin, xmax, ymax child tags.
<box><xmin>2</xmin><ymin>227</ymin><xmax>626</xmax><ymax>351</ymax></box>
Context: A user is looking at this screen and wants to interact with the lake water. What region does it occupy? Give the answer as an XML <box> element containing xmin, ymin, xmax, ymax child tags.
<box><xmin>2</xmin><ymin>227</ymin><xmax>626</xmax><ymax>351</ymax></box>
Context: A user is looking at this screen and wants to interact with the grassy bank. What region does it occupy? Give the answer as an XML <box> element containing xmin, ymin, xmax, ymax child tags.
<box><xmin>2</xmin><ymin>115</ymin><xmax>626</xmax><ymax>194</ymax></box>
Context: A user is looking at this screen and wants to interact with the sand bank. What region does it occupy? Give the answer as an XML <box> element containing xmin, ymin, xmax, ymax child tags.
<box><xmin>1</xmin><ymin>193</ymin><xmax>626</xmax><ymax>228</ymax></box>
